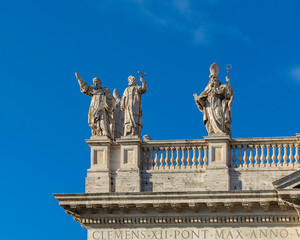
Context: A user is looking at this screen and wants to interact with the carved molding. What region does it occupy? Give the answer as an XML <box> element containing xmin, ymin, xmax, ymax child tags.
<box><xmin>76</xmin><ymin>215</ymin><xmax>300</xmax><ymax>227</ymax></box>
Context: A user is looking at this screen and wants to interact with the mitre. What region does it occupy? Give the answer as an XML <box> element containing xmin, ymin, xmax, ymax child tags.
<box><xmin>209</xmin><ymin>62</ymin><xmax>219</xmax><ymax>77</ymax></box>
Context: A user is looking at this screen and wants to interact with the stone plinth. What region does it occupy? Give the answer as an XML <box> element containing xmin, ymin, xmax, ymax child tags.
<box><xmin>203</xmin><ymin>135</ymin><xmax>231</xmax><ymax>191</ymax></box>
<box><xmin>85</xmin><ymin>136</ymin><xmax>112</xmax><ymax>193</ymax></box>
<box><xmin>115</xmin><ymin>136</ymin><xmax>142</xmax><ymax>192</ymax></box>
<box><xmin>204</xmin><ymin>135</ymin><xmax>231</xmax><ymax>167</ymax></box>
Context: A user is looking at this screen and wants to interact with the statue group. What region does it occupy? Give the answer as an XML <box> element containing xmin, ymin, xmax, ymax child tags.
<box><xmin>76</xmin><ymin>62</ymin><xmax>233</xmax><ymax>139</ymax></box>
<box><xmin>76</xmin><ymin>73</ymin><xmax>147</xmax><ymax>139</ymax></box>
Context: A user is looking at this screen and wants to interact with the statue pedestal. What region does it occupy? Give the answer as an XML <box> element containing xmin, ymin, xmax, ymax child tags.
<box><xmin>115</xmin><ymin>136</ymin><xmax>142</xmax><ymax>192</ymax></box>
<box><xmin>85</xmin><ymin>136</ymin><xmax>112</xmax><ymax>193</ymax></box>
<box><xmin>203</xmin><ymin>135</ymin><xmax>231</xmax><ymax>191</ymax></box>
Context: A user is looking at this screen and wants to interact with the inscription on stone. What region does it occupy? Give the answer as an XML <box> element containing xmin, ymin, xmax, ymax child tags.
<box><xmin>89</xmin><ymin>227</ymin><xmax>300</xmax><ymax>240</ymax></box>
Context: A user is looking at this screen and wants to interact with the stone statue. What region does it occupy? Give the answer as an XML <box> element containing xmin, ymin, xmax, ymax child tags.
<box><xmin>143</xmin><ymin>135</ymin><xmax>151</xmax><ymax>141</ymax></box>
<box><xmin>113</xmin><ymin>88</ymin><xmax>124</xmax><ymax>139</ymax></box>
<box><xmin>121</xmin><ymin>75</ymin><xmax>147</xmax><ymax>137</ymax></box>
<box><xmin>194</xmin><ymin>63</ymin><xmax>234</xmax><ymax>136</ymax></box>
<box><xmin>75</xmin><ymin>73</ymin><xmax>116</xmax><ymax>138</ymax></box>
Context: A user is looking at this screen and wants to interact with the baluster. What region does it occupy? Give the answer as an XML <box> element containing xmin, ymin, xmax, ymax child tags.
<box><xmin>283</xmin><ymin>144</ymin><xmax>288</xmax><ymax>166</ymax></box>
<box><xmin>149</xmin><ymin>147</ymin><xmax>154</xmax><ymax>169</ymax></box>
<box><xmin>266</xmin><ymin>145</ymin><xmax>271</xmax><ymax>166</ymax></box>
<box><xmin>159</xmin><ymin>147</ymin><xmax>165</xmax><ymax>168</ymax></box>
<box><xmin>187</xmin><ymin>147</ymin><xmax>192</xmax><ymax>167</ymax></box>
<box><xmin>243</xmin><ymin>145</ymin><xmax>248</xmax><ymax>167</ymax></box>
<box><xmin>182</xmin><ymin>147</ymin><xmax>187</xmax><ymax>168</ymax></box>
<box><xmin>176</xmin><ymin>147</ymin><xmax>181</xmax><ymax>167</ymax></box>
<box><xmin>249</xmin><ymin>145</ymin><xmax>254</xmax><ymax>166</ymax></box>
<box><xmin>271</xmin><ymin>144</ymin><xmax>277</xmax><ymax>166</ymax></box>
<box><xmin>231</xmin><ymin>145</ymin><xmax>237</xmax><ymax>167</ymax></box>
<box><xmin>165</xmin><ymin>147</ymin><xmax>170</xmax><ymax>168</ymax></box>
<box><xmin>140</xmin><ymin>148</ymin><xmax>144</xmax><ymax>170</ymax></box>
<box><xmin>154</xmin><ymin>147</ymin><xmax>159</xmax><ymax>168</ymax></box>
<box><xmin>170</xmin><ymin>147</ymin><xmax>175</xmax><ymax>168</ymax></box>
<box><xmin>203</xmin><ymin>146</ymin><xmax>208</xmax><ymax>166</ymax></box>
<box><xmin>295</xmin><ymin>144</ymin><xmax>300</xmax><ymax>165</ymax></box>
<box><xmin>140</xmin><ymin>148</ymin><xmax>146</xmax><ymax>170</ymax></box>
<box><xmin>237</xmin><ymin>145</ymin><xmax>242</xmax><ymax>167</ymax></box>
<box><xmin>192</xmin><ymin>147</ymin><xmax>197</xmax><ymax>168</ymax></box>
<box><xmin>254</xmin><ymin>145</ymin><xmax>260</xmax><ymax>167</ymax></box>
<box><xmin>260</xmin><ymin>145</ymin><xmax>265</xmax><ymax>166</ymax></box>
<box><xmin>142</xmin><ymin>148</ymin><xmax>147</xmax><ymax>170</ymax></box>
<box><xmin>289</xmin><ymin>144</ymin><xmax>294</xmax><ymax>166</ymax></box>
<box><xmin>278</xmin><ymin>144</ymin><xmax>283</xmax><ymax>166</ymax></box>
<box><xmin>198</xmin><ymin>146</ymin><xmax>203</xmax><ymax>167</ymax></box>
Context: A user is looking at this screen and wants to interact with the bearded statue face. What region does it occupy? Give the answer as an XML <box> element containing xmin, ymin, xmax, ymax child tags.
<box><xmin>93</xmin><ymin>77</ymin><xmax>102</xmax><ymax>87</ymax></box>
<box><xmin>128</xmin><ymin>76</ymin><xmax>137</xmax><ymax>86</ymax></box>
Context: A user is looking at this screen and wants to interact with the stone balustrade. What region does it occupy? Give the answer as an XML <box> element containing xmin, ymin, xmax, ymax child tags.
<box><xmin>140</xmin><ymin>136</ymin><xmax>300</xmax><ymax>170</ymax></box>
<box><xmin>230</xmin><ymin>136</ymin><xmax>300</xmax><ymax>168</ymax></box>
<box><xmin>85</xmin><ymin>134</ymin><xmax>300</xmax><ymax>193</ymax></box>
<box><xmin>141</xmin><ymin>140</ymin><xmax>209</xmax><ymax>169</ymax></box>
<box><xmin>140</xmin><ymin>135</ymin><xmax>300</xmax><ymax>170</ymax></box>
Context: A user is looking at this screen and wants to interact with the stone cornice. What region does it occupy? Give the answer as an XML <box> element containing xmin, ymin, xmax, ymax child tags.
<box><xmin>53</xmin><ymin>190</ymin><xmax>300</xmax><ymax>219</ymax></box>
<box><xmin>55</xmin><ymin>190</ymin><xmax>300</xmax><ymax>228</ymax></box>
<box><xmin>54</xmin><ymin>190</ymin><xmax>279</xmax><ymax>204</ymax></box>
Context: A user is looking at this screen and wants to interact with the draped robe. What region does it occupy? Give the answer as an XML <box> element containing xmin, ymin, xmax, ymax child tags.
<box><xmin>195</xmin><ymin>79</ymin><xmax>233</xmax><ymax>136</ymax></box>
<box><xmin>80</xmin><ymin>82</ymin><xmax>115</xmax><ymax>137</ymax></box>
<box><xmin>121</xmin><ymin>81</ymin><xmax>147</xmax><ymax>136</ymax></box>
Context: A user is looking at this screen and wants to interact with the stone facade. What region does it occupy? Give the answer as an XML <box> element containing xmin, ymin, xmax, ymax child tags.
<box><xmin>54</xmin><ymin>133</ymin><xmax>300</xmax><ymax>240</ymax></box>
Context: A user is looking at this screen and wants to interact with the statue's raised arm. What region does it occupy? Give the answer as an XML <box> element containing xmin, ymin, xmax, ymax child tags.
<box><xmin>139</xmin><ymin>76</ymin><xmax>147</xmax><ymax>94</ymax></box>
<box><xmin>75</xmin><ymin>72</ymin><xmax>90</xmax><ymax>95</ymax></box>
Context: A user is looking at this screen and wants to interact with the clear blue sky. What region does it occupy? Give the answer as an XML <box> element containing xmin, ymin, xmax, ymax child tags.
<box><xmin>0</xmin><ymin>0</ymin><xmax>299</xmax><ymax>239</ymax></box>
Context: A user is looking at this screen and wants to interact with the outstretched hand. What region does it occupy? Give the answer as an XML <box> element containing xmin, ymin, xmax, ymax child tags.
<box><xmin>75</xmin><ymin>72</ymin><xmax>81</xmax><ymax>79</ymax></box>
<box><xmin>226</xmin><ymin>76</ymin><xmax>230</xmax><ymax>82</ymax></box>
<box><xmin>140</xmin><ymin>76</ymin><xmax>145</xmax><ymax>82</ymax></box>
<box><xmin>75</xmin><ymin>73</ymin><xmax>80</xmax><ymax>78</ymax></box>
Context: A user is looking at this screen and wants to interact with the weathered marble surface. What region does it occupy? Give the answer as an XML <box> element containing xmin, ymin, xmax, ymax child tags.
<box><xmin>76</xmin><ymin>73</ymin><xmax>116</xmax><ymax>138</ymax></box>
<box><xmin>194</xmin><ymin>63</ymin><xmax>233</xmax><ymax>136</ymax></box>
<box><xmin>121</xmin><ymin>76</ymin><xmax>147</xmax><ymax>137</ymax></box>
<box><xmin>84</xmin><ymin>135</ymin><xmax>300</xmax><ymax>193</ymax></box>
<box><xmin>55</xmin><ymin>134</ymin><xmax>300</xmax><ymax>240</ymax></box>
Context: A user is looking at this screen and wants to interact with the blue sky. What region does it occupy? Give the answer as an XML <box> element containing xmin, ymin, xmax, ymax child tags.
<box><xmin>0</xmin><ymin>0</ymin><xmax>300</xmax><ymax>239</ymax></box>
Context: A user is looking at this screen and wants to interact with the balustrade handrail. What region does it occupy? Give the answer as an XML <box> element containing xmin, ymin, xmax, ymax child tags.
<box><xmin>230</xmin><ymin>136</ymin><xmax>300</xmax><ymax>145</ymax></box>
<box><xmin>141</xmin><ymin>139</ymin><xmax>208</xmax><ymax>148</ymax></box>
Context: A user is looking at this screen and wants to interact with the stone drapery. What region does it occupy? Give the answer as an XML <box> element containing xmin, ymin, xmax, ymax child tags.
<box><xmin>121</xmin><ymin>76</ymin><xmax>147</xmax><ymax>136</ymax></box>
